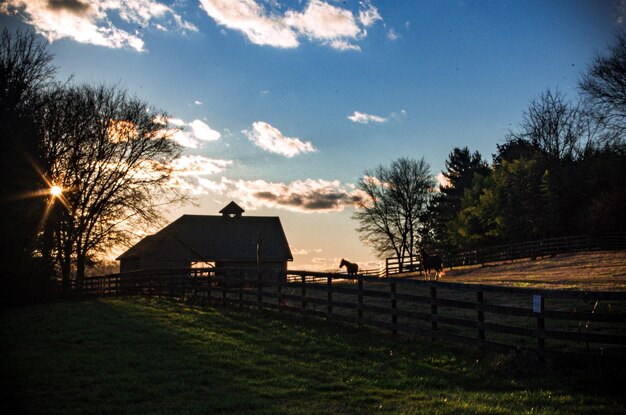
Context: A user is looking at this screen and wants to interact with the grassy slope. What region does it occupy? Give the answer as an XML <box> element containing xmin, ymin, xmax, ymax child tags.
<box><xmin>2</xmin><ymin>298</ymin><xmax>625</xmax><ymax>414</ymax></box>
<box><xmin>421</xmin><ymin>251</ymin><xmax>626</xmax><ymax>290</ymax></box>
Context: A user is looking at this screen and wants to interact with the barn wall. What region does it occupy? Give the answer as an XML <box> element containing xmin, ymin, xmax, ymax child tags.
<box><xmin>120</xmin><ymin>257</ymin><xmax>140</xmax><ymax>273</ymax></box>
<box><xmin>216</xmin><ymin>261</ymin><xmax>287</xmax><ymax>284</ymax></box>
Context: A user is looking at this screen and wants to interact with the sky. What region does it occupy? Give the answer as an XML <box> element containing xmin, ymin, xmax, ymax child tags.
<box><xmin>1</xmin><ymin>0</ymin><xmax>623</xmax><ymax>272</ymax></box>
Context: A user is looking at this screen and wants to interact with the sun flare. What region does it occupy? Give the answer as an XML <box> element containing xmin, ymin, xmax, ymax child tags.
<box><xmin>50</xmin><ymin>185</ymin><xmax>63</xmax><ymax>197</ymax></box>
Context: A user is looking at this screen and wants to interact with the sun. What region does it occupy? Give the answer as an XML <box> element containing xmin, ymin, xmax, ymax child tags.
<box><xmin>50</xmin><ymin>185</ymin><xmax>63</xmax><ymax>197</ymax></box>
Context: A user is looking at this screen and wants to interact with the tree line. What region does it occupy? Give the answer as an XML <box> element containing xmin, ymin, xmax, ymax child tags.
<box><xmin>353</xmin><ymin>32</ymin><xmax>626</xmax><ymax>264</ymax></box>
<box><xmin>1</xmin><ymin>29</ymin><xmax>186</xmax><ymax>306</ymax></box>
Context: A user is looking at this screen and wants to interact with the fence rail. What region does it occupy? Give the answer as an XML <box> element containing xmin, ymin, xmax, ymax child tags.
<box><xmin>84</xmin><ymin>267</ymin><xmax>626</xmax><ymax>362</ymax></box>
<box><xmin>385</xmin><ymin>233</ymin><xmax>626</xmax><ymax>276</ymax></box>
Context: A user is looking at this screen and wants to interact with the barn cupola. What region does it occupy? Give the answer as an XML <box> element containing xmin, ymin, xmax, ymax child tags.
<box><xmin>219</xmin><ymin>201</ymin><xmax>245</xmax><ymax>218</ymax></box>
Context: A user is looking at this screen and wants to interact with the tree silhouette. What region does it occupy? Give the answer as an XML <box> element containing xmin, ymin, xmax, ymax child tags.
<box><xmin>40</xmin><ymin>84</ymin><xmax>187</xmax><ymax>291</ymax></box>
<box><xmin>580</xmin><ymin>31</ymin><xmax>626</xmax><ymax>138</ymax></box>
<box><xmin>353</xmin><ymin>158</ymin><xmax>435</xmax><ymax>267</ymax></box>
<box><xmin>430</xmin><ymin>147</ymin><xmax>489</xmax><ymax>250</ymax></box>
<box><xmin>0</xmin><ymin>29</ymin><xmax>56</xmax><ymax>306</ymax></box>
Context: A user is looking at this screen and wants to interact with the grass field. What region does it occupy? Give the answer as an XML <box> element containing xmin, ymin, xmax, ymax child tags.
<box><xmin>408</xmin><ymin>251</ymin><xmax>626</xmax><ymax>290</ymax></box>
<box><xmin>2</xmin><ymin>297</ymin><xmax>625</xmax><ymax>414</ymax></box>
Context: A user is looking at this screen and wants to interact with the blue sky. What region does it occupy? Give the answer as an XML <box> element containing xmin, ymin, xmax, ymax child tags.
<box><xmin>1</xmin><ymin>0</ymin><xmax>622</xmax><ymax>270</ymax></box>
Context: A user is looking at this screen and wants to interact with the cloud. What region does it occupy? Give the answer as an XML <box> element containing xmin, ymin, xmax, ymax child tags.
<box><xmin>194</xmin><ymin>100</ymin><xmax>203</xmax><ymax>105</ymax></box>
<box><xmin>172</xmin><ymin>155</ymin><xmax>232</xmax><ymax>177</ymax></box>
<box><xmin>243</xmin><ymin>121</ymin><xmax>316</xmax><ymax>157</ymax></box>
<box><xmin>290</xmin><ymin>247</ymin><xmax>322</xmax><ymax>255</ymax></box>
<box><xmin>168</xmin><ymin>155</ymin><xmax>233</xmax><ymax>195</ymax></box>
<box><xmin>386</xmin><ymin>27</ymin><xmax>399</xmax><ymax>41</ymax></box>
<box><xmin>1</xmin><ymin>0</ymin><xmax>197</xmax><ymax>52</ymax></box>
<box><xmin>358</xmin><ymin>0</ymin><xmax>382</xmax><ymax>27</ymax></box>
<box><xmin>173</xmin><ymin>173</ymin><xmax>360</xmax><ymax>213</ymax></box>
<box><xmin>189</xmin><ymin>119</ymin><xmax>221</xmax><ymax>142</ymax></box>
<box><xmin>347</xmin><ymin>111</ymin><xmax>388</xmax><ymax>124</ymax></box>
<box><xmin>283</xmin><ymin>0</ymin><xmax>363</xmax><ymax>49</ymax></box>
<box><xmin>165</xmin><ymin>117</ymin><xmax>221</xmax><ymax>148</ymax></box>
<box><xmin>348</xmin><ymin>109</ymin><xmax>407</xmax><ymax>124</ymax></box>
<box><xmin>226</xmin><ymin>178</ymin><xmax>358</xmax><ymax>212</ymax></box>
<box><xmin>198</xmin><ymin>0</ymin><xmax>382</xmax><ymax>51</ymax></box>
<box><xmin>198</xmin><ymin>0</ymin><xmax>299</xmax><ymax>48</ymax></box>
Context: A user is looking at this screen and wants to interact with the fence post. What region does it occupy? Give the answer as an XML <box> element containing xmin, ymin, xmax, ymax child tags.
<box><xmin>477</xmin><ymin>291</ymin><xmax>485</xmax><ymax>345</ymax></box>
<box><xmin>390</xmin><ymin>281</ymin><xmax>397</xmax><ymax>335</ymax></box>
<box><xmin>327</xmin><ymin>275</ymin><xmax>333</xmax><ymax>318</ymax></box>
<box><xmin>357</xmin><ymin>275</ymin><xmax>363</xmax><ymax>328</ymax></box>
<box><xmin>257</xmin><ymin>269</ymin><xmax>263</xmax><ymax>309</ymax></box>
<box><xmin>301</xmin><ymin>274</ymin><xmax>307</xmax><ymax>311</ymax></box>
<box><xmin>534</xmin><ymin>295</ymin><xmax>546</xmax><ymax>363</ymax></box>
<box><xmin>430</xmin><ymin>285</ymin><xmax>438</xmax><ymax>341</ymax></box>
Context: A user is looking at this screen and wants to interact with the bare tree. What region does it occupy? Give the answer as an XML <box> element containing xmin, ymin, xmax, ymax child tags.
<box><xmin>507</xmin><ymin>89</ymin><xmax>599</xmax><ymax>162</ymax></box>
<box><xmin>353</xmin><ymin>158</ymin><xmax>435</xmax><ymax>267</ymax></box>
<box><xmin>1</xmin><ymin>29</ymin><xmax>56</xmax><ymax>305</ymax></box>
<box><xmin>580</xmin><ymin>31</ymin><xmax>626</xmax><ymax>137</ymax></box>
<box><xmin>40</xmin><ymin>84</ymin><xmax>187</xmax><ymax>291</ymax></box>
<box><xmin>0</xmin><ymin>28</ymin><xmax>55</xmax><ymax>114</ymax></box>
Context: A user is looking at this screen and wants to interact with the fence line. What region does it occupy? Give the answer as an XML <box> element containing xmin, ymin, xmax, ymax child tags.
<box><xmin>84</xmin><ymin>267</ymin><xmax>626</xmax><ymax>362</ymax></box>
<box><xmin>385</xmin><ymin>233</ymin><xmax>626</xmax><ymax>276</ymax></box>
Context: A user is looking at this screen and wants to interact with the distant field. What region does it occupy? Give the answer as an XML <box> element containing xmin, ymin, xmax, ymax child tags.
<box><xmin>2</xmin><ymin>298</ymin><xmax>626</xmax><ymax>414</ymax></box>
<box><xmin>412</xmin><ymin>251</ymin><xmax>626</xmax><ymax>291</ymax></box>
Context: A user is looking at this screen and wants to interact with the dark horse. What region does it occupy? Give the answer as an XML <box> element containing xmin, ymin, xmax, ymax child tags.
<box><xmin>339</xmin><ymin>259</ymin><xmax>359</xmax><ymax>275</ymax></box>
<box><xmin>420</xmin><ymin>248</ymin><xmax>444</xmax><ymax>280</ymax></box>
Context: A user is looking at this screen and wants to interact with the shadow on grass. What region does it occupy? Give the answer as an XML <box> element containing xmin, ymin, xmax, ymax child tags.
<box><xmin>1</xmin><ymin>297</ymin><xmax>625</xmax><ymax>414</ymax></box>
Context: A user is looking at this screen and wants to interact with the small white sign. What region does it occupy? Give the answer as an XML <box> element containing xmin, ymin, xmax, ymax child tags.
<box><xmin>533</xmin><ymin>295</ymin><xmax>543</xmax><ymax>313</ymax></box>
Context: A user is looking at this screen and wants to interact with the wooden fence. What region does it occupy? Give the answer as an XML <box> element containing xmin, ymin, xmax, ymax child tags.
<box><xmin>386</xmin><ymin>233</ymin><xmax>626</xmax><ymax>276</ymax></box>
<box><xmin>84</xmin><ymin>267</ymin><xmax>626</xmax><ymax>362</ymax></box>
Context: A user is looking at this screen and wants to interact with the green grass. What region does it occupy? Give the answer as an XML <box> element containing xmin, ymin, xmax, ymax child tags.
<box><xmin>1</xmin><ymin>297</ymin><xmax>624</xmax><ymax>414</ymax></box>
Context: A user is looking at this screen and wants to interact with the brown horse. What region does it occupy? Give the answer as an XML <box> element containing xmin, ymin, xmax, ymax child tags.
<box><xmin>420</xmin><ymin>248</ymin><xmax>444</xmax><ymax>280</ymax></box>
<box><xmin>339</xmin><ymin>259</ymin><xmax>359</xmax><ymax>275</ymax></box>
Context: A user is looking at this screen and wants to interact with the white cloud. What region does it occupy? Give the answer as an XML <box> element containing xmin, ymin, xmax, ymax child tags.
<box><xmin>168</xmin><ymin>155</ymin><xmax>233</xmax><ymax>195</ymax></box>
<box><xmin>347</xmin><ymin>111</ymin><xmax>388</xmax><ymax>124</ymax></box>
<box><xmin>194</xmin><ymin>100</ymin><xmax>203</xmax><ymax>105</ymax></box>
<box><xmin>165</xmin><ymin>117</ymin><xmax>221</xmax><ymax>148</ymax></box>
<box><xmin>386</xmin><ymin>28</ymin><xmax>399</xmax><ymax>41</ymax></box>
<box><xmin>283</xmin><ymin>0</ymin><xmax>363</xmax><ymax>44</ymax></box>
<box><xmin>172</xmin><ymin>155</ymin><xmax>232</xmax><ymax>177</ymax></box>
<box><xmin>243</xmin><ymin>121</ymin><xmax>316</xmax><ymax>157</ymax></box>
<box><xmin>1</xmin><ymin>0</ymin><xmax>197</xmax><ymax>52</ymax></box>
<box><xmin>198</xmin><ymin>0</ymin><xmax>382</xmax><ymax>51</ymax></box>
<box><xmin>198</xmin><ymin>0</ymin><xmax>299</xmax><ymax>48</ymax></box>
<box><xmin>328</xmin><ymin>39</ymin><xmax>361</xmax><ymax>51</ymax></box>
<box><xmin>189</xmin><ymin>119</ymin><xmax>221</xmax><ymax>142</ymax></box>
<box><xmin>358</xmin><ymin>0</ymin><xmax>382</xmax><ymax>27</ymax></box>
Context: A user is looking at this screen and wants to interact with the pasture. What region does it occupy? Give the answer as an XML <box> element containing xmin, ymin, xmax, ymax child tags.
<box><xmin>412</xmin><ymin>251</ymin><xmax>626</xmax><ymax>290</ymax></box>
<box><xmin>2</xmin><ymin>297</ymin><xmax>625</xmax><ymax>414</ymax></box>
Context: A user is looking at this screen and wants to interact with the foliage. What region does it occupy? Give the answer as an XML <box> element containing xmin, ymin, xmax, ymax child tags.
<box><xmin>353</xmin><ymin>158</ymin><xmax>435</xmax><ymax>264</ymax></box>
<box><xmin>430</xmin><ymin>147</ymin><xmax>489</xmax><ymax>250</ymax></box>
<box><xmin>0</xmin><ymin>28</ymin><xmax>188</xmax><ymax>298</ymax></box>
<box><xmin>39</xmin><ymin>84</ymin><xmax>186</xmax><ymax>291</ymax></box>
<box><xmin>2</xmin><ymin>298</ymin><xmax>624</xmax><ymax>414</ymax></box>
<box><xmin>0</xmin><ymin>29</ymin><xmax>56</xmax><ymax>307</ymax></box>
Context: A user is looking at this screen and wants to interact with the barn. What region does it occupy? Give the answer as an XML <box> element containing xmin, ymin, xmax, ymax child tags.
<box><xmin>116</xmin><ymin>202</ymin><xmax>293</xmax><ymax>274</ymax></box>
